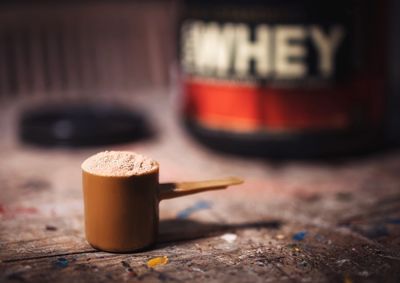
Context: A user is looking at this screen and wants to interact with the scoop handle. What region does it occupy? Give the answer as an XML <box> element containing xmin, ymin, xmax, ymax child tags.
<box><xmin>158</xmin><ymin>177</ymin><xmax>243</xmax><ymax>200</ymax></box>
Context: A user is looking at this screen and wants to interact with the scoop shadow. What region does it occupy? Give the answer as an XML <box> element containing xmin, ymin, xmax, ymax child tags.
<box><xmin>156</xmin><ymin>218</ymin><xmax>282</xmax><ymax>247</ymax></box>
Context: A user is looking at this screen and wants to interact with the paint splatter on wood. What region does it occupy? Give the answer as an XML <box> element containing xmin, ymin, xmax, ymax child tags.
<box><xmin>54</xmin><ymin>258</ymin><xmax>69</xmax><ymax>268</ymax></box>
<box><xmin>176</xmin><ymin>200</ymin><xmax>212</xmax><ymax>219</ymax></box>
<box><xmin>147</xmin><ymin>256</ymin><xmax>169</xmax><ymax>268</ymax></box>
<box><xmin>292</xmin><ymin>231</ymin><xmax>307</xmax><ymax>241</ymax></box>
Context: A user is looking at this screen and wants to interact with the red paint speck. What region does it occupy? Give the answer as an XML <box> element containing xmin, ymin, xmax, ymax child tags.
<box><xmin>14</xmin><ymin>207</ymin><xmax>39</xmax><ymax>214</ymax></box>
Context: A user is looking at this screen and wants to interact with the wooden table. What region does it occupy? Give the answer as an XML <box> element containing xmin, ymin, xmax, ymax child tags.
<box><xmin>1</xmin><ymin>89</ymin><xmax>400</xmax><ymax>282</ymax></box>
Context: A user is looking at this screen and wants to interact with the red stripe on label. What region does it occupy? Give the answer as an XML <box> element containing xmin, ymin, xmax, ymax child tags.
<box><xmin>184</xmin><ymin>79</ymin><xmax>383</xmax><ymax>132</ymax></box>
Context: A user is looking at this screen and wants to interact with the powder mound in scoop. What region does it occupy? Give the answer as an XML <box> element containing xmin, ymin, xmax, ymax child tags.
<box><xmin>82</xmin><ymin>151</ymin><xmax>158</xmax><ymax>177</ymax></box>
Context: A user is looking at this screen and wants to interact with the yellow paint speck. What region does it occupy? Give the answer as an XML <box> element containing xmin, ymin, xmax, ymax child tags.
<box><xmin>147</xmin><ymin>256</ymin><xmax>169</xmax><ymax>268</ymax></box>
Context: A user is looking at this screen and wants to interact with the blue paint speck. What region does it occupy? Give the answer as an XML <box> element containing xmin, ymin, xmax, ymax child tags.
<box><xmin>387</xmin><ymin>218</ymin><xmax>400</xmax><ymax>225</ymax></box>
<box><xmin>55</xmin><ymin>257</ymin><xmax>69</xmax><ymax>268</ymax></box>
<box><xmin>314</xmin><ymin>234</ymin><xmax>325</xmax><ymax>242</ymax></box>
<box><xmin>293</xmin><ymin>231</ymin><xmax>307</xmax><ymax>241</ymax></box>
<box><xmin>176</xmin><ymin>200</ymin><xmax>212</xmax><ymax>219</ymax></box>
<box><xmin>365</xmin><ymin>225</ymin><xmax>389</xmax><ymax>239</ymax></box>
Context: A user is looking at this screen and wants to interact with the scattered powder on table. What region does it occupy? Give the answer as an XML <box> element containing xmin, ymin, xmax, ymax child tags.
<box><xmin>82</xmin><ymin>151</ymin><xmax>158</xmax><ymax>177</ymax></box>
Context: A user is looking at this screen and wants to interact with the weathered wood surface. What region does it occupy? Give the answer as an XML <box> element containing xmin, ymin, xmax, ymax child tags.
<box><xmin>1</xmin><ymin>89</ymin><xmax>400</xmax><ymax>282</ymax></box>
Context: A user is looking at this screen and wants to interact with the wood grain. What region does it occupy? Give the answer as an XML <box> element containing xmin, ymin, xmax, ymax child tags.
<box><xmin>1</xmin><ymin>89</ymin><xmax>400</xmax><ymax>282</ymax></box>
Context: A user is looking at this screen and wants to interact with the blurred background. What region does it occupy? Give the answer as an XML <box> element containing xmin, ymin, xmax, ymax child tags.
<box><xmin>0</xmin><ymin>0</ymin><xmax>398</xmax><ymax>156</ymax></box>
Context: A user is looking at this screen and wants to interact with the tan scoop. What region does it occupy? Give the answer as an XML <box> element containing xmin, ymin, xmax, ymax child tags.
<box><xmin>82</xmin><ymin>151</ymin><xmax>243</xmax><ymax>253</ymax></box>
<box><xmin>159</xmin><ymin>177</ymin><xmax>243</xmax><ymax>199</ymax></box>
